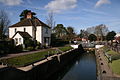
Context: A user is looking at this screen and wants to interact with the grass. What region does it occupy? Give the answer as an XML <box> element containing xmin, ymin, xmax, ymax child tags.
<box><xmin>101</xmin><ymin>46</ymin><xmax>110</xmax><ymax>52</ymax></box>
<box><xmin>58</xmin><ymin>46</ymin><xmax>73</xmax><ymax>52</ymax></box>
<box><xmin>0</xmin><ymin>46</ymin><xmax>73</xmax><ymax>67</ymax></box>
<box><xmin>0</xmin><ymin>49</ymin><xmax>57</xmax><ymax>67</ymax></box>
<box><xmin>106</xmin><ymin>50</ymin><xmax>118</xmax><ymax>56</ymax></box>
<box><xmin>109</xmin><ymin>59</ymin><xmax>120</xmax><ymax>75</ymax></box>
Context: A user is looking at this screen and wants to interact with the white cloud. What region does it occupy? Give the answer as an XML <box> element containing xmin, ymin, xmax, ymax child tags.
<box><xmin>45</xmin><ymin>0</ymin><xmax>77</xmax><ymax>13</ymax></box>
<box><xmin>95</xmin><ymin>0</ymin><xmax>111</xmax><ymax>8</ymax></box>
<box><xmin>0</xmin><ymin>0</ymin><xmax>23</xmax><ymax>6</ymax></box>
<box><xmin>82</xmin><ymin>9</ymin><xmax>108</xmax><ymax>15</ymax></box>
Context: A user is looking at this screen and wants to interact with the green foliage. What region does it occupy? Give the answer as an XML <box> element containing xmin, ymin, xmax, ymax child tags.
<box><xmin>106</xmin><ymin>50</ymin><xmax>118</xmax><ymax>56</ymax></box>
<box><xmin>0</xmin><ymin>39</ymin><xmax>15</xmax><ymax>54</ymax></box>
<box><xmin>67</xmin><ymin>27</ymin><xmax>74</xmax><ymax>34</ymax></box>
<box><xmin>102</xmin><ymin>46</ymin><xmax>110</xmax><ymax>52</ymax></box>
<box><xmin>109</xmin><ymin>59</ymin><xmax>120</xmax><ymax>75</ymax></box>
<box><xmin>35</xmin><ymin>46</ymin><xmax>40</xmax><ymax>50</ymax></box>
<box><xmin>111</xmin><ymin>54</ymin><xmax>120</xmax><ymax>61</ymax></box>
<box><xmin>35</xmin><ymin>41</ymin><xmax>41</xmax><ymax>49</ymax></box>
<box><xmin>53</xmin><ymin>24</ymin><xmax>67</xmax><ymax>38</ymax></box>
<box><xmin>106</xmin><ymin>31</ymin><xmax>116</xmax><ymax>41</ymax></box>
<box><xmin>88</xmin><ymin>34</ymin><xmax>97</xmax><ymax>42</ymax></box>
<box><xmin>51</xmin><ymin>39</ymin><xmax>69</xmax><ymax>47</ymax></box>
<box><xmin>15</xmin><ymin>45</ymin><xmax>23</xmax><ymax>52</ymax></box>
<box><xmin>105</xmin><ymin>50</ymin><xmax>120</xmax><ymax>61</ymax></box>
<box><xmin>24</xmin><ymin>39</ymin><xmax>34</xmax><ymax>48</ymax></box>
<box><xmin>59</xmin><ymin>46</ymin><xmax>73</xmax><ymax>52</ymax></box>
<box><xmin>27</xmin><ymin>47</ymin><xmax>34</xmax><ymax>51</ymax></box>
<box><xmin>51</xmin><ymin>33</ymin><xmax>57</xmax><ymax>46</ymax></box>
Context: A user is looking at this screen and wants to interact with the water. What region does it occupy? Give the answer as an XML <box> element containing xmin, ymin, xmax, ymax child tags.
<box><xmin>0</xmin><ymin>52</ymin><xmax>97</xmax><ymax>80</ymax></box>
<box><xmin>50</xmin><ymin>52</ymin><xmax>97</xmax><ymax>80</ymax></box>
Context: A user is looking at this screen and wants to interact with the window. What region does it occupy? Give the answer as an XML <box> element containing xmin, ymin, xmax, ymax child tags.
<box><xmin>15</xmin><ymin>28</ymin><xmax>17</xmax><ymax>33</ymax></box>
<box><xmin>24</xmin><ymin>28</ymin><xmax>26</xmax><ymax>32</ymax></box>
<box><xmin>45</xmin><ymin>27</ymin><xmax>48</xmax><ymax>34</ymax></box>
<box><xmin>15</xmin><ymin>38</ymin><xmax>18</xmax><ymax>44</ymax></box>
<box><xmin>19</xmin><ymin>38</ymin><xmax>21</xmax><ymax>43</ymax></box>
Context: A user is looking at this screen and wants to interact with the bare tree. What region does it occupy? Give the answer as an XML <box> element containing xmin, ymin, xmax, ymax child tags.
<box><xmin>94</xmin><ymin>24</ymin><xmax>109</xmax><ymax>41</ymax></box>
<box><xmin>0</xmin><ymin>10</ymin><xmax>10</xmax><ymax>39</ymax></box>
<box><xmin>46</xmin><ymin>11</ymin><xmax>55</xmax><ymax>29</ymax></box>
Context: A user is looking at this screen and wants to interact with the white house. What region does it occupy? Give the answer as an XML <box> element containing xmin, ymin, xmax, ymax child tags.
<box><xmin>9</xmin><ymin>11</ymin><xmax>51</xmax><ymax>47</ymax></box>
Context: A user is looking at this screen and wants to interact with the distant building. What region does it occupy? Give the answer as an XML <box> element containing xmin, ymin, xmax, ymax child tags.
<box><xmin>115</xmin><ymin>33</ymin><xmax>120</xmax><ymax>43</ymax></box>
<box><xmin>115</xmin><ymin>33</ymin><xmax>120</xmax><ymax>37</ymax></box>
<box><xmin>9</xmin><ymin>11</ymin><xmax>51</xmax><ymax>47</ymax></box>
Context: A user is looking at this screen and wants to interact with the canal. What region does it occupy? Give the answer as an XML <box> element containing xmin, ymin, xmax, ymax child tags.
<box><xmin>48</xmin><ymin>52</ymin><xmax>97</xmax><ymax>80</ymax></box>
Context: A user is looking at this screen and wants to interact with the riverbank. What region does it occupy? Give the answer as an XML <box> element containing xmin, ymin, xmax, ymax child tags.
<box><xmin>0</xmin><ymin>46</ymin><xmax>83</xmax><ymax>80</ymax></box>
<box><xmin>95</xmin><ymin>47</ymin><xmax>120</xmax><ymax>80</ymax></box>
<box><xmin>0</xmin><ymin>46</ymin><xmax>73</xmax><ymax>67</ymax></box>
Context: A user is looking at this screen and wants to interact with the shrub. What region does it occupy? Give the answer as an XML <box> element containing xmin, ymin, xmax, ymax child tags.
<box><xmin>35</xmin><ymin>46</ymin><xmax>40</xmax><ymax>50</ymax></box>
<box><xmin>111</xmin><ymin>54</ymin><xmax>120</xmax><ymax>61</ymax></box>
<box><xmin>27</xmin><ymin>47</ymin><xmax>34</xmax><ymax>51</ymax></box>
<box><xmin>0</xmin><ymin>39</ymin><xmax>15</xmax><ymax>54</ymax></box>
<box><xmin>15</xmin><ymin>45</ymin><xmax>23</xmax><ymax>52</ymax></box>
<box><xmin>24</xmin><ymin>39</ymin><xmax>34</xmax><ymax>48</ymax></box>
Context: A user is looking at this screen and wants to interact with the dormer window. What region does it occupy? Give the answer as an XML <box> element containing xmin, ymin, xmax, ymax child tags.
<box><xmin>24</xmin><ymin>28</ymin><xmax>26</xmax><ymax>32</ymax></box>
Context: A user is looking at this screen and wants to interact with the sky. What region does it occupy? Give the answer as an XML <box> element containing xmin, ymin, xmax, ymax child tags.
<box><xmin>0</xmin><ymin>0</ymin><xmax>120</xmax><ymax>33</ymax></box>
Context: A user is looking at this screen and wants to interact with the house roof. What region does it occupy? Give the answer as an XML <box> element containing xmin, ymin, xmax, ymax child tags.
<box><xmin>12</xmin><ymin>31</ymin><xmax>32</xmax><ymax>39</ymax></box>
<box><xmin>9</xmin><ymin>18</ymin><xmax>50</xmax><ymax>28</ymax></box>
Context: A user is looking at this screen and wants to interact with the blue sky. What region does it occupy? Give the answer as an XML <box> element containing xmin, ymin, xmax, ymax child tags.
<box><xmin>0</xmin><ymin>0</ymin><xmax>120</xmax><ymax>33</ymax></box>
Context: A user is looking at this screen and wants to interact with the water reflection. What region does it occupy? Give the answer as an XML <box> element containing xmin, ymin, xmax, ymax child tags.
<box><xmin>48</xmin><ymin>52</ymin><xmax>96</xmax><ymax>80</ymax></box>
<box><xmin>61</xmin><ymin>53</ymin><xmax>96</xmax><ymax>80</ymax></box>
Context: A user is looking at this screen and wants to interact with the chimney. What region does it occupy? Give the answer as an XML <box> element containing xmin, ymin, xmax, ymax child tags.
<box><xmin>26</xmin><ymin>12</ymin><xmax>32</xmax><ymax>19</ymax></box>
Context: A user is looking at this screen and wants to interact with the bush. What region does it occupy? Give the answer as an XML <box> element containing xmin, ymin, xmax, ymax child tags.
<box><xmin>111</xmin><ymin>54</ymin><xmax>120</xmax><ymax>61</ymax></box>
<box><xmin>27</xmin><ymin>47</ymin><xmax>34</xmax><ymax>51</ymax></box>
<box><xmin>0</xmin><ymin>39</ymin><xmax>15</xmax><ymax>54</ymax></box>
<box><xmin>24</xmin><ymin>39</ymin><xmax>34</xmax><ymax>48</ymax></box>
<box><xmin>35</xmin><ymin>46</ymin><xmax>40</xmax><ymax>50</ymax></box>
<box><xmin>15</xmin><ymin>45</ymin><xmax>23</xmax><ymax>52</ymax></box>
<box><xmin>51</xmin><ymin>39</ymin><xmax>69</xmax><ymax>47</ymax></box>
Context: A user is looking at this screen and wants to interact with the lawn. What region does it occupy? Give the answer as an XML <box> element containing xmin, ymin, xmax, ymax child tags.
<box><xmin>0</xmin><ymin>49</ymin><xmax>57</xmax><ymax>67</ymax></box>
<box><xmin>0</xmin><ymin>46</ymin><xmax>73</xmax><ymax>67</ymax></box>
<box><xmin>102</xmin><ymin>46</ymin><xmax>110</xmax><ymax>52</ymax></box>
<box><xmin>106</xmin><ymin>50</ymin><xmax>118</xmax><ymax>56</ymax></box>
<box><xmin>58</xmin><ymin>46</ymin><xmax>73</xmax><ymax>52</ymax></box>
<box><xmin>109</xmin><ymin>59</ymin><xmax>120</xmax><ymax>75</ymax></box>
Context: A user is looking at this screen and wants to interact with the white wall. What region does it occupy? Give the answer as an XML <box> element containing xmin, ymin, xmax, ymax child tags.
<box><xmin>36</xmin><ymin>26</ymin><xmax>42</xmax><ymax>43</ymax></box>
<box><xmin>9</xmin><ymin>26</ymin><xmax>32</xmax><ymax>38</ymax></box>
<box><xmin>13</xmin><ymin>33</ymin><xmax>23</xmax><ymax>45</ymax></box>
<box><xmin>9</xmin><ymin>28</ymin><xmax>15</xmax><ymax>38</ymax></box>
<box><xmin>70</xmin><ymin>45</ymin><xmax>79</xmax><ymax>49</ymax></box>
<box><xmin>9</xmin><ymin>26</ymin><xmax>51</xmax><ymax>46</ymax></box>
<box><xmin>95</xmin><ymin>45</ymin><xmax>104</xmax><ymax>49</ymax></box>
